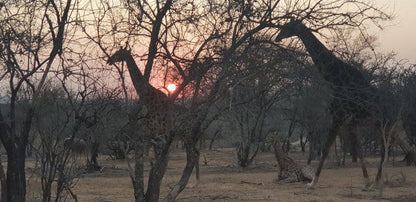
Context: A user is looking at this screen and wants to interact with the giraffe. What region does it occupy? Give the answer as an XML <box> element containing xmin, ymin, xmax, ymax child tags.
<box><xmin>107</xmin><ymin>48</ymin><xmax>174</xmax><ymax>141</ymax></box>
<box><xmin>270</xmin><ymin>135</ymin><xmax>314</xmax><ymax>183</ymax></box>
<box><xmin>108</xmin><ymin>48</ymin><xmax>196</xmax><ymax>201</ymax></box>
<box><xmin>275</xmin><ymin>20</ymin><xmax>377</xmax><ymax>189</ymax></box>
<box><xmin>108</xmin><ymin>48</ymin><xmax>179</xmax><ymax>201</ymax></box>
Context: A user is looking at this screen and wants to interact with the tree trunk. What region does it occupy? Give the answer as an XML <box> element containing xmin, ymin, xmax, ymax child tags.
<box><xmin>163</xmin><ymin>139</ymin><xmax>199</xmax><ymax>202</ymax></box>
<box><xmin>26</xmin><ymin>144</ymin><xmax>33</xmax><ymax>158</ymax></box>
<box><xmin>350</xmin><ymin>133</ymin><xmax>358</xmax><ymax>163</ymax></box>
<box><xmin>402</xmin><ymin>150</ymin><xmax>416</xmax><ymax>166</ymax></box>
<box><xmin>87</xmin><ymin>141</ymin><xmax>101</xmax><ymax>171</ymax></box>
<box><xmin>42</xmin><ymin>181</ymin><xmax>52</xmax><ymax>202</ymax></box>
<box><xmin>351</xmin><ymin>146</ymin><xmax>358</xmax><ymax>162</ymax></box>
<box><xmin>144</xmin><ymin>140</ymin><xmax>172</xmax><ymax>202</ymax></box>
<box><xmin>284</xmin><ymin>109</ymin><xmax>297</xmax><ymax>153</ymax></box>
<box><xmin>195</xmin><ymin>155</ymin><xmax>200</xmax><ymax>183</ymax></box>
<box><xmin>198</xmin><ymin>139</ymin><xmax>206</xmax><ymax>150</ymax></box>
<box><xmin>237</xmin><ymin>143</ymin><xmax>250</xmax><ymax>167</ymax></box>
<box><xmin>133</xmin><ymin>142</ymin><xmax>145</xmax><ymax>202</ymax></box>
<box><xmin>6</xmin><ymin>146</ymin><xmax>26</xmax><ymax>202</ymax></box>
<box><xmin>300</xmin><ymin>131</ymin><xmax>306</xmax><ymax>153</ymax></box>
<box><xmin>0</xmin><ymin>155</ymin><xmax>7</xmax><ymax>202</ymax></box>
<box><xmin>375</xmin><ymin>144</ymin><xmax>387</xmax><ymax>184</ymax></box>
<box><xmin>209</xmin><ymin>130</ymin><xmax>220</xmax><ymax>150</ymax></box>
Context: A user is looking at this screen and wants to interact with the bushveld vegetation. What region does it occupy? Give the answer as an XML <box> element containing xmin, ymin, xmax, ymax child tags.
<box><xmin>0</xmin><ymin>0</ymin><xmax>415</xmax><ymax>201</ymax></box>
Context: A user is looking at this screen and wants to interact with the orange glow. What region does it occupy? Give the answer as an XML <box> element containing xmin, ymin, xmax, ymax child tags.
<box><xmin>167</xmin><ymin>83</ymin><xmax>176</xmax><ymax>92</ymax></box>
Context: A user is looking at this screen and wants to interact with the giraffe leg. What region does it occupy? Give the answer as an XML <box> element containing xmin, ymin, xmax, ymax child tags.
<box><xmin>352</xmin><ymin>134</ymin><xmax>372</xmax><ymax>189</ymax></box>
<box><xmin>372</xmin><ymin>139</ymin><xmax>386</xmax><ymax>190</ymax></box>
<box><xmin>307</xmin><ymin>116</ymin><xmax>342</xmax><ymax>189</ymax></box>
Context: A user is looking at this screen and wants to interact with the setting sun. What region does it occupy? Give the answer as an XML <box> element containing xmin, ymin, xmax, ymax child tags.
<box><xmin>167</xmin><ymin>83</ymin><xmax>176</xmax><ymax>92</ymax></box>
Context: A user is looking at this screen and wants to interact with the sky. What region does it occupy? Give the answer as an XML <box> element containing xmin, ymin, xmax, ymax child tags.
<box><xmin>375</xmin><ymin>0</ymin><xmax>416</xmax><ymax>63</ymax></box>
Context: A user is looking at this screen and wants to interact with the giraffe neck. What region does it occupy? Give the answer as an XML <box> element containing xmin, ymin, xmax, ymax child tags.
<box><xmin>273</xmin><ymin>142</ymin><xmax>287</xmax><ymax>169</ymax></box>
<box><xmin>297</xmin><ymin>27</ymin><xmax>373</xmax><ymax>90</ymax></box>
<box><xmin>123</xmin><ymin>54</ymin><xmax>168</xmax><ymax>105</ymax></box>
<box><xmin>294</xmin><ymin>27</ymin><xmax>343</xmax><ymax>75</ymax></box>
<box><xmin>123</xmin><ymin>53</ymin><xmax>146</xmax><ymax>90</ymax></box>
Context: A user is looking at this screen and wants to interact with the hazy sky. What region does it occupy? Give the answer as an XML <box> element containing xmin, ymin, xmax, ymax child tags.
<box><xmin>375</xmin><ymin>0</ymin><xmax>416</xmax><ymax>63</ymax></box>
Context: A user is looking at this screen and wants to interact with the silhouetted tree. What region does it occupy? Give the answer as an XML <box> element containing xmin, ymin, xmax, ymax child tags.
<box><xmin>81</xmin><ymin>0</ymin><xmax>392</xmax><ymax>200</ymax></box>
<box><xmin>0</xmin><ymin>1</ymin><xmax>75</xmax><ymax>201</ymax></box>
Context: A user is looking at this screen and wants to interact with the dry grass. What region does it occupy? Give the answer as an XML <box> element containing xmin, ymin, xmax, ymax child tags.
<box><xmin>24</xmin><ymin>148</ymin><xmax>416</xmax><ymax>202</ymax></box>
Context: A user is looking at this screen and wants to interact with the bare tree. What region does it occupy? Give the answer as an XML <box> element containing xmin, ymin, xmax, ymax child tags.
<box><xmin>366</xmin><ymin>55</ymin><xmax>416</xmax><ymax>185</ymax></box>
<box><xmin>401</xmin><ymin>67</ymin><xmax>416</xmax><ymax>151</ymax></box>
<box><xmin>0</xmin><ymin>1</ymin><xmax>75</xmax><ymax>201</ymax></box>
<box><xmin>33</xmin><ymin>84</ymin><xmax>85</xmax><ymax>202</ymax></box>
<box><xmin>77</xmin><ymin>0</ymin><xmax>393</xmax><ymax>200</ymax></box>
<box><xmin>81</xmin><ymin>1</ymin><xmax>275</xmax><ymax>201</ymax></box>
<box><xmin>224</xmin><ymin>41</ymin><xmax>296</xmax><ymax>167</ymax></box>
<box><xmin>31</xmin><ymin>61</ymin><xmax>114</xmax><ymax>201</ymax></box>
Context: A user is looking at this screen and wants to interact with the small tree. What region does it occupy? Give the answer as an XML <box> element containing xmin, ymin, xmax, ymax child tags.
<box><xmin>367</xmin><ymin>55</ymin><xmax>416</xmax><ymax>184</ymax></box>
<box><xmin>0</xmin><ymin>1</ymin><xmax>75</xmax><ymax>201</ymax></box>
<box><xmin>33</xmin><ymin>85</ymin><xmax>84</xmax><ymax>202</ymax></box>
<box><xmin>401</xmin><ymin>67</ymin><xmax>416</xmax><ymax>147</ymax></box>
<box><xmin>32</xmin><ymin>64</ymin><xmax>114</xmax><ymax>201</ymax></box>
<box><xmin>226</xmin><ymin>42</ymin><xmax>294</xmax><ymax>167</ymax></box>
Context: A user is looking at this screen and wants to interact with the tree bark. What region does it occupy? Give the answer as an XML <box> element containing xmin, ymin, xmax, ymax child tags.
<box><xmin>375</xmin><ymin>144</ymin><xmax>387</xmax><ymax>184</ymax></box>
<box><xmin>349</xmin><ymin>132</ymin><xmax>359</xmax><ymax>163</ymax></box>
<box><xmin>351</xmin><ymin>148</ymin><xmax>358</xmax><ymax>162</ymax></box>
<box><xmin>144</xmin><ymin>139</ymin><xmax>172</xmax><ymax>202</ymax></box>
<box><xmin>87</xmin><ymin>141</ymin><xmax>101</xmax><ymax>171</ymax></box>
<box><xmin>209</xmin><ymin>130</ymin><xmax>220</xmax><ymax>150</ymax></box>
<box><xmin>0</xmin><ymin>155</ymin><xmax>7</xmax><ymax>202</ymax></box>
<box><xmin>237</xmin><ymin>143</ymin><xmax>250</xmax><ymax>167</ymax></box>
<box><xmin>133</xmin><ymin>141</ymin><xmax>145</xmax><ymax>202</ymax></box>
<box><xmin>300</xmin><ymin>131</ymin><xmax>307</xmax><ymax>153</ymax></box>
<box><xmin>163</xmin><ymin>139</ymin><xmax>199</xmax><ymax>202</ymax></box>
<box><xmin>6</xmin><ymin>146</ymin><xmax>26</xmax><ymax>202</ymax></box>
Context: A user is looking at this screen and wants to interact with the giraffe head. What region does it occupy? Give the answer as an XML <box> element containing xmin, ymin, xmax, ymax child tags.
<box><xmin>107</xmin><ymin>48</ymin><xmax>131</xmax><ymax>64</ymax></box>
<box><xmin>275</xmin><ymin>19</ymin><xmax>307</xmax><ymax>42</ymax></box>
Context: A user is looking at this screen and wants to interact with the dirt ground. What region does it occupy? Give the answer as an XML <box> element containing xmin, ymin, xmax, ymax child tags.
<box><xmin>26</xmin><ymin>148</ymin><xmax>416</xmax><ymax>202</ymax></box>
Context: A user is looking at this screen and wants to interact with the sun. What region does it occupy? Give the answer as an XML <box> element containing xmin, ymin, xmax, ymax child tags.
<box><xmin>167</xmin><ymin>83</ymin><xmax>177</xmax><ymax>92</ymax></box>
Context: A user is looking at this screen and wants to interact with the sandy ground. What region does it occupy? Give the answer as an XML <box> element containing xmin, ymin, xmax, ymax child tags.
<box><xmin>26</xmin><ymin>148</ymin><xmax>416</xmax><ymax>202</ymax></box>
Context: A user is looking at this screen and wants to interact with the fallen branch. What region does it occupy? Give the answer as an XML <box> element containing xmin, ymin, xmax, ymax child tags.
<box><xmin>240</xmin><ymin>180</ymin><xmax>264</xmax><ymax>186</ymax></box>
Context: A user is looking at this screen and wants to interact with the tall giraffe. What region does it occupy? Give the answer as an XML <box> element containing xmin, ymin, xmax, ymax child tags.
<box><xmin>108</xmin><ymin>48</ymin><xmax>168</xmax><ymax>106</ymax></box>
<box><xmin>108</xmin><ymin>48</ymin><xmax>181</xmax><ymax>201</ymax></box>
<box><xmin>275</xmin><ymin>20</ymin><xmax>377</xmax><ymax>189</ymax></box>
<box><xmin>108</xmin><ymin>48</ymin><xmax>198</xmax><ymax>201</ymax></box>
<box><xmin>107</xmin><ymin>48</ymin><xmax>174</xmax><ymax>142</ymax></box>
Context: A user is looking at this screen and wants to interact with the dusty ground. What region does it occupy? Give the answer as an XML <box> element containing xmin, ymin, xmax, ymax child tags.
<box><xmin>26</xmin><ymin>148</ymin><xmax>416</xmax><ymax>201</ymax></box>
